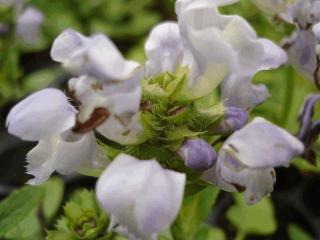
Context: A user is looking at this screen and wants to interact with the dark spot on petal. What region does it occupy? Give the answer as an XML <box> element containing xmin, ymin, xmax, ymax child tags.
<box><xmin>73</xmin><ymin>108</ymin><xmax>110</xmax><ymax>133</ymax></box>
<box><xmin>270</xmin><ymin>169</ymin><xmax>276</xmax><ymax>180</ymax></box>
<box><xmin>91</xmin><ymin>82</ymin><xmax>103</xmax><ymax>91</ymax></box>
<box><xmin>282</xmin><ymin>41</ymin><xmax>293</xmax><ymax>50</ymax></box>
<box><xmin>231</xmin><ymin>183</ymin><xmax>246</xmax><ymax>192</ymax></box>
<box><xmin>228</xmin><ymin>143</ymin><xmax>239</xmax><ymax>153</ymax></box>
<box><xmin>122</xmin><ymin>130</ymin><xmax>131</xmax><ymax>136</ymax></box>
<box><xmin>249</xmin><ymin>195</ymin><xmax>256</xmax><ymax>202</ymax></box>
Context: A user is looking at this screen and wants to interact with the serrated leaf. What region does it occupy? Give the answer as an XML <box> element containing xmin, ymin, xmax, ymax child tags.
<box><xmin>172</xmin><ymin>186</ymin><xmax>220</xmax><ymax>240</ymax></box>
<box><xmin>227</xmin><ymin>194</ymin><xmax>276</xmax><ymax>236</ymax></box>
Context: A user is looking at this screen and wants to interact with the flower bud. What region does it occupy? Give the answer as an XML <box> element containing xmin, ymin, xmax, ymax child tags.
<box><xmin>177</xmin><ymin>138</ymin><xmax>217</xmax><ymax>171</ymax></box>
<box><xmin>211</xmin><ymin>107</ymin><xmax>248</xmax><ymax>135</ymax></box>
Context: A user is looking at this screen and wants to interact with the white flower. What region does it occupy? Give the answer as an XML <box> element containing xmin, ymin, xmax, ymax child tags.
<box><xmin>285</xmin><ymin>0</ymin><xmax>320</xmax><ymax>28</ymax></box>
<box><xmin>96</xmin><ymin>154</ymin><xmax>186</xmax><ymax>240</ymax></box>
<box><xmin>51</xmin><ymin>29</ymin><xmax>139</xmax><ymax>81</ymax></box>
<box><xmin>68</xmin><ymin>71</ymin><xmax>144</xmax><ymax>145</ymax></box>
<box><xmin>51</xmin><ymin>29</ymin><xmax>145</xmax><ymax>144</ymax></box>
<box><xmin>204</xmin><ymin>117</ymin><xmax>304</xmax><ymax>204</ymax></box>
<box><xmin>145</xmin><ymin>0</ymin><xmax>287</xmax><ymax>107</ymax></box>
<box><xmin>6</xmin><ymin>88</ymin><xmax>106</xmax><ymax>184</ymax></box>
<box><xmin>16</xmin><ymin>7</ymin><xmax>44</xmax><ymax>44</ymax></box>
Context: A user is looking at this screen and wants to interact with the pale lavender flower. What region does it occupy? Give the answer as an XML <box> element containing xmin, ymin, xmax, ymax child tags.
<box><xmin>204</xmin><ymin>117</ymin><xmax>304</xmax><ymax>204</ymax></box>
<box><xmin>51</xmin><ymin>29</ymin><xmax>145</xmax><ymax>144</ymax></box>
<box><xmin>16</xmin><ymin>7</ymin><xmax>44</xmax><ymax>44</ymax></box>
<box><xmin>96</xmin><ymin>154</ymin><xmax>186</xmax><ymax>240</ymax></box>
<box><xmin>6</xmin><ymin>88</ymin><xmax>106</xmax><ymax>184</ymax></box>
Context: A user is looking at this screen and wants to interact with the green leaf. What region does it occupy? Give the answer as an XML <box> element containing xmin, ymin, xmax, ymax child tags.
<box><xmin>288</xmin><ymin>225</ymin><xmax>312</xmax><ymax>240</ymax></box>
<box><xmin>42</xmin><ymin>177</ymin><xmax>65</xmax><ymax>221</ymax></box>
<box><xmin>194</xmin><ymin>224</ymin><xmax>225</xmax><ymax>240</ymax></box>
<box><xmin>0</xmin><ymin>178</ymin><xmax>64</xmax><ymax>239</ymax></box>
<box><xmin>172</xmin><ymin>186</ymin><xmax>220</xmax><ymax>240</ymax></box>
<box><xmin>227</xmin><ymin>194</ymin><xmax>276</xmax><ymax>236</ymax></box>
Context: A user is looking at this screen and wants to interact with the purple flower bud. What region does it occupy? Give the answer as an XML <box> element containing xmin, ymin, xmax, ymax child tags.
<box><xmin>177</xmin><ymin>138</ymin><xmax>217</xmax><ymax>171</ymax></box>
<box><xmin>297</xmin><ymin>94</ymin><xmax>320</xmax><ymax>165</ymax></box>
<box><xmin>211</xmin><ymin>107</ymin><xmax>248</xmax><ymax>135</ymax></box>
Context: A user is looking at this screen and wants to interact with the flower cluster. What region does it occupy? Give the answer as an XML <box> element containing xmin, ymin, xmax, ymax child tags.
<box><xmin>254</xmin><ymin>0</ymin><xmax>320</xmax><ymax>89</ymax></box>
<box><xmin>6</xmin><ymin>0</ymin><xmax>305</xmax><ymax>239</ymax></box>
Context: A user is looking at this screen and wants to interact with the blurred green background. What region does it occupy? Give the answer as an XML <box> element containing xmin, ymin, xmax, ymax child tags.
<box><xmin>0</xmin><ymin>0</ymin><xmax>320</xmax><ymax>240</ymax></box>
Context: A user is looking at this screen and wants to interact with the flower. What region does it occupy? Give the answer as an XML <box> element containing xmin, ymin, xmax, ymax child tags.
<box><xmin>51</xmin><ymin>29</ymin><xmax>139</xmax><ymax>82</ymax></box>
<box><xmin>297</xmin><ymin>94</ymin><xmax>320</xmax><ymax>164</ymax></box>
<box><xmin>204</xmin><ymin>117</ymin><xmax>304</xmax><ymax>204</ymax></box>
<box><xmin>96</xmin><ymin>154</ymin><xmax>186</xmax><ymax>240</ymax></box>
<box><xmin>51</xmin><ymin>29</ymin><xmax>145</xmax><ymax>145</ymax></box>
<box><xmin>6</xmin><ymin>88</ymin><xmax>106</xmax><ymax>184</ymax></box>
<box><xmin>145</xmin><ymin>0</ymin><xmax>287</xmax><ymax>108</ymax></box>
<box><xmin>177</xmin><ymin>138</ymin><xmax>217</xmax><ymax>171</ymax></box>
<box><xmin>283</xmin><ymin>30</ymin><xmax>317</xmax><ymax>81</ymax></box>
<box><xmin>16</xmin><ymin>6</ymin><xmax>44</xmax><ymax>44</ymax></box>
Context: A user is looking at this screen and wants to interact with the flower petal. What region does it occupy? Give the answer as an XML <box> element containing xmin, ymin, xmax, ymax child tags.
<box><xmin>221</xmin><ymin>74</ymin><xmax>270</xmax><ymax>110</ymax></box>
<box><xmin>218</xmin><ymin>152</ymin><xmax>276</xmax><ymax>205</ymax></box>
<box><xmin>6</xmin><ymin>88</ymin><xmax>76</xmax><ymax>141</ymax></box>
<box><xmin>145</xmin><ymin>22</ymin><xmax>183</xmax><ymax>77</ymax></box>
<box><xmin>97</xmin><ymin>114</ymin><xmax>144</xmax><ymax>145</ymax></box>
<box><xmin>283</xmin><ymin>30</ymin><xmax>317</xmax><ymax>80</ymax></box>
<box><xmin>86</xmin><ymin>33</ymin><xmax>139</xmax><ymax>81</ymax></box>
<box><xmin>51</xmin><ymin>29</ymin><xmax>139</xmax><ymax>81</ymax></box>
<box><xmin>51</xmin><ymin>28</ymin><xmax>87</xmax><ymax>63</ymax></box>
<box><xmin>259</xmin><ymin>38</ymin><xmax>288</xmax><ymax>70</ymax></box>
<box><xmin>221</xmin><ymin>117</ymin><xmax>304</xmax><ymax>169</ymax></box>
<box><xmin>27</xmin><ymin>131</ymin><xmax>106</xmax><ymax>185</ymax></box>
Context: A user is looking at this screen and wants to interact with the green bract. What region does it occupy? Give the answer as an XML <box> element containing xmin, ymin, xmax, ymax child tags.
<box><xmin>47</xmin><ymin>190</ymin><xmax>109</xmax><ymax>240</ymax></box>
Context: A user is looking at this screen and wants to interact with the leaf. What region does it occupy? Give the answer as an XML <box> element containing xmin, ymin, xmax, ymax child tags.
<box><xmin>227</xmin><ymin>194</ymin><xmax>276</xmax><ymax>236</ymax></box>
<box><xmin>42</xmin><ymin>177</ymin><xmax>65</xmax><ymax>221</ymax></box>
<box><xmin>0</xmin><ymin>178</ymin><xmax>65</xmax><ymax>239</ymax></box>
<box><xmin>194</xmin><ymin>224</ymin><xmax>225</xmax><ymax>240</ymax></box>
<box><xmin>0</xmin><ymin>185</ymin><xmax>43</xmax><ymax>238</ymax></box>
<box><xmin>288</xmin><ymin>225</ymin><xmax>312</xmax><ymax>240</ymax></box>
<box><xmin>172</xmin><ymin>186</ymin><xmax>220</xmax><ymax>240</ymax></box>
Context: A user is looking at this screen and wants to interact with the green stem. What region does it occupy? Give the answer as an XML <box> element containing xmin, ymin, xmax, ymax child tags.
<box><xmin>280</xmin><ymin>67</ymin><xmax>295</xmax><ymax>127</ymax></box>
